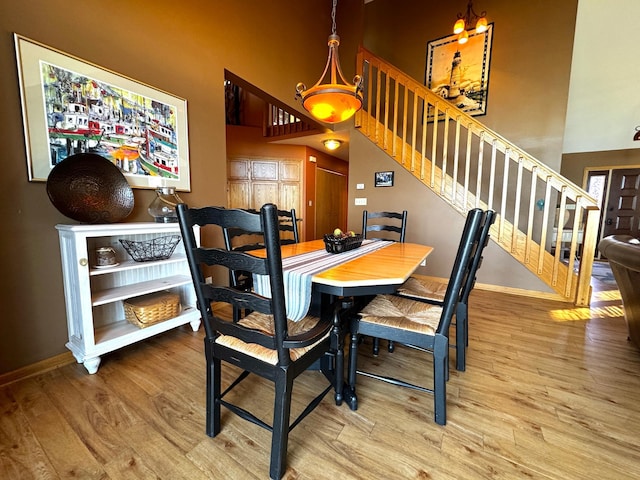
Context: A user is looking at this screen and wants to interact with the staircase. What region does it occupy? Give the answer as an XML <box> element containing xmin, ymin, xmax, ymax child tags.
<box><xmin>355</xmin><ymin>47</ymin><xmax>600</xmax><ymax>306</ymax></box>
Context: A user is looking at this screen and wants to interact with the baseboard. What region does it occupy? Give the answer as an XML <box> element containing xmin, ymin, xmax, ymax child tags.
<box><xmin>0</xmin><ymin>352</ymin><xmax>76</xmax><ymax>387</ymax></box>
<box><xmin>412</xmin><ymin>274</ymin><xmax>569</xmax><ymax>303</ymax></box>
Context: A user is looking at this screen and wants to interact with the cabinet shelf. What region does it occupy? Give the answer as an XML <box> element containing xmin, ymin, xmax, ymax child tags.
<box><xmin>92</xmin><ymin>274</ymin><xmax>193</xmax><ymax>306</ymax></box>
<box><xmin>89</xmin><ymin>254</ymin><xmax>187</xmax><ymax>276</ymax></box>
<box><xmin>92</xmin><ymin>307</ymin><xmax>199</xmax><ymax>351</ymax></box>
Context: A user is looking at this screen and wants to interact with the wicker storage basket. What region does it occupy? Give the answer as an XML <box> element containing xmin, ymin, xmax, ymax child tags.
<box><xmin>119</xmin><ymin>235</ymin><xmax>181</xmax><ymax>262</ymax></box>
<box><xmin>323</xmin><ymin>233</ymin><xmax>363</xmax><ymax>254</ymax></box>
<box><xmin>124</xmin><ymin>291</ymin><xmax>181</xmax><ymax>328</ymax></box>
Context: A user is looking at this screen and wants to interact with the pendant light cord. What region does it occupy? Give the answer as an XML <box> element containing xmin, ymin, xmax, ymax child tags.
<box><xmin>331</xmin><ymin>0</ymin><xmax>337</xmax><ymax>35</ymax></box>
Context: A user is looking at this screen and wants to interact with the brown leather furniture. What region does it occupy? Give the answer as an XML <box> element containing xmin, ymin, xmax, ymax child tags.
<box><xmin>598</xmin><ymin>235</ymin><xmax>640</xmax><ymax>348</ymax></box>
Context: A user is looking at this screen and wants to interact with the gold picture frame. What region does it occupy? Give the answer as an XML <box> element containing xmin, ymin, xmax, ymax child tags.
<box><xmin>424</xmin><ymin>24</ymin><xmax>493</xmax><ymax>118</ymax></box>
<box><xmin>14</xmin><ymin>34</ymin><xmax>191</xmax><ymax>191</ymax></box>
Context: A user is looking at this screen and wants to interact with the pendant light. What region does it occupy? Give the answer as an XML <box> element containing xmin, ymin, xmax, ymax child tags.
<box><xmin>296</xmin><ymin>0</ymin><xmax>363</xmax><ymax>124</ymax></box>
<box><xmin>453</xmin><ymin>0</ymin><xmax>488</xmax><ymax>45</ymax></box>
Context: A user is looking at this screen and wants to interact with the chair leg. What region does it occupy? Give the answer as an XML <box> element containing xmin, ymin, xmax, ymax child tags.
<box><xmin>433</xmin><ymin>334</ymin><xmax>448</xmax><ymax>426</ymax></box>
<box><xmin>462</xmin><ymin>302</ymin><xmax>469</xmax><ymax>347</ymax></box>
<box><xmin>348</xmin><ymin>331</ymin><xmax>359</xmax><ymax>396</ymax></box>
<box><xmin>372</xmin><ymin>337</ymin><xmax>395</xmax><ymax>355</ymax></box>
<box><xmin>455</xmin><ymin>302</ymin><xmax>468</xmax><ymax>371</ymax></box>
<box><xmin>270</xmin><ymin>371</ymin><xmax>293</xmax><ymax>480</ymax></box>
<box><xmin>205</xmin><ymin>340</ymin><xmax>221</xmax><ymax>436</ymax></box>
<box><xmin>333</xmin><ymin>315</ymin><xmax>345</xmax><ymax>406</ymax></box>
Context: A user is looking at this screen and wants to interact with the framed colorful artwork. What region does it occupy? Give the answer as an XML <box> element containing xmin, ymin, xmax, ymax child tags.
<box><xmin>14</xmin><ymin>34</ymin><xmax>191</xmax><ymax>191</ymax></box>
<box><xmin>424</xmin><ymin>24</ymin><xmax>493</xmax><ymax>118</ymax></box>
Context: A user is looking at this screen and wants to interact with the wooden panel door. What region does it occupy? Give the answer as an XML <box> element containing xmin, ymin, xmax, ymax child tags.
<box><xmin>315</xmin><ymin>168</ymin><xmax>347</xmax><ymax>238</ymax></box>
<box><xmin>228</xmin><ymin>159</ymin><xmax>250</xmax><ymax>180</ymax></box>
<box><xmin>279</xmin><ymin>183</ymin><xmax>300</xmax><ymax>212</ymax></box>
<box><xmin>251</xmin><ymin>161</ymin><xmax>278</xmax><ymax>180</ymax></box>
<box><xmin>280</xmin><ymin>161</ymin><xmax>301</xmax><ymax>182</ymax></box>
<box><xmin>228</xmin><ymin>181</ymin><xmax>250</xmax><ymax>208</ymax></box>
<box><xmin>602</xmin><ymin>168</ymin><xmax>640</xmax><ymax>238</ymax></box>
<box><xmin>251</xmin><ymin>182</ymin><xmax>279</xmax><ymax>210</ymax></box>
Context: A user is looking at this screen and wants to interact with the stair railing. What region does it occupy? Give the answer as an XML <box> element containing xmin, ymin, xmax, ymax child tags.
<box><xmin>356</xmin><ymin>46</ymin><xmax>599</xmax><ymax>306</ymax></box>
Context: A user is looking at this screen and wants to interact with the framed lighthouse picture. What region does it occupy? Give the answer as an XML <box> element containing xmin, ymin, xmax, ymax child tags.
<box><xmin>424</xmin><ymin>24</ymin><xmax>493</xmax><ymax>120</ymax></box>
<box><xmin>14</xmin><ymin>34</ymin><xmax>191</xmax><ymax>191</ymax></box>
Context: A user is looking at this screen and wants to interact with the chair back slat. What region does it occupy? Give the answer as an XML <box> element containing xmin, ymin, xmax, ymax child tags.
<box><xmin>194</xmin><ymin>247</ymin><xmax>269</xmax><ymax>275</ymax></box>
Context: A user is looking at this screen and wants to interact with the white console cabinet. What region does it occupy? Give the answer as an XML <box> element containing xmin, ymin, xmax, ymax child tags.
<box><xmin>56</xmin><ymin>222</ymin><xmax>201</xmax><ymax>374</ymax></box>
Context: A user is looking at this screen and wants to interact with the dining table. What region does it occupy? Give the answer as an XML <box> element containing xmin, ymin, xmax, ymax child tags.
<box><xmin>253</xmin><ymin>238</ymin><xmax>434</xmax><ymax>409</ymax></box>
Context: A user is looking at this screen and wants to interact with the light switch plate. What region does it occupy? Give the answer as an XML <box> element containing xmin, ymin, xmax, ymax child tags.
<box><xmin>356</xmin><ymin>183</ymin><xmax>365</xmax><ymax>190</ymax></box>
<box><xmin>354</xmin><ymin>198</ymin><xmax>367</xmax><ymax>206</ymax></box>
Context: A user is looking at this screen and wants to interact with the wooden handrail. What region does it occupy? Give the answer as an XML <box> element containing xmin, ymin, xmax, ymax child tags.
<box><xmin>356</xmin><ymin>46</ymin><xmax>600</xmax><ymax>306</ymax></box>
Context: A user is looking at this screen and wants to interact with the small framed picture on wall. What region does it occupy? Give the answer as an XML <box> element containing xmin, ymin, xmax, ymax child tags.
<box><xmin>374</xmin><ymin>171</ymin><xmax>394</xmax><ymax>187</ymax></box>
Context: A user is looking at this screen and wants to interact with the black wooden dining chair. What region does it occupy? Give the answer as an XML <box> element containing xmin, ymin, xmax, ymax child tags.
<box><xmin>396</xmin><ymin>209</ymin><xmax>496</xmax><ymax>371</ymax></box>
<box><xmin>347</xmin><ymin>208</ymin><xmax>485</xmax><ymax>425</ymax></box>
<box><xmin>362</xmin><ymin>210</ymin><xmax>408</xmax><ymax>354</ymax></box>
<box><xmin>362</xmin><ymin>210</ymin><xmax>408</xmax><ymax>242</ymax></box>
<box><xmin>177</xmin><ymin>203</ymin><xmax>338</xmax><ymax>480</ymax></box>
<box><xmin>277</xmin><ymin>208</ymin><xmax>299</xmax><ymax>245</ymax></box>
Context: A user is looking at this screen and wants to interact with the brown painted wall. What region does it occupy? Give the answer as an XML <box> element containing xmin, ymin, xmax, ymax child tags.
<box><xmin>0</xmin><ymin>0</ymin><xmax>363</xmax><ymax>374</ymax></box>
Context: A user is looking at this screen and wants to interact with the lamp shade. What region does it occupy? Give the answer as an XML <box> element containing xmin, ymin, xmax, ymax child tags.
<box><xmin>301</xmin><ymin>84</ymin><xmax>362</xmax><ymax>124</ymax></box>
<box><xmin>475</xmin><ymin>17</ymin><xmax>488</xmax><ymax>33</ymax></box>
<box><xmin>453</xmin><ymin>18</ymin><xmax>465</xmax><ymax>34</ymax></box>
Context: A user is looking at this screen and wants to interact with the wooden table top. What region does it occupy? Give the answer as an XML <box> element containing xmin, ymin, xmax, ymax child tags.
<box><xmin>278</xmin><ymin>239</ymin><xmax>433</xmax><ymax>288</ymax></box>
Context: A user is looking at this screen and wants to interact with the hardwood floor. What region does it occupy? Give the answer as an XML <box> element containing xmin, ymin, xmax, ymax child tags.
<box><xmin>2</xmin><ymin>279</ymin><xmax>640</xmax><ymax>479</ymax></box>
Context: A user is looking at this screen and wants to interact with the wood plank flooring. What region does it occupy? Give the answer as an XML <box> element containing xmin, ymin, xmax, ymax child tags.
<box><xmin>2</xmin><ymin>279</ymin><xmax>640</xmax><ymax>479</ymax></box>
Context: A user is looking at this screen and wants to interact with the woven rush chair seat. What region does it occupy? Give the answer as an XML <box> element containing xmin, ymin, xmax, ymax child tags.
<box><xmin>397</xmin><ymin>277</ymin><xmax>448</xmax><ymax>302</ymax></box>
<box><xmin>358</xmin><ymin>294</ymin><xmax>441</xmax><ymax>334</ymax></box>
<box><xmin>216</xmin><ymin>312</ymin><xmax>330</xmax><ymax>364</ymax></box>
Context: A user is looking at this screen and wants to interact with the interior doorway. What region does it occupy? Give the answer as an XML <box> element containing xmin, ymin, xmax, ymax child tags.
<box><xmin>315</xmin><ymin>168</ymin><xmax>348</xmax><ymax>238</ymax></box>
<box><xmin>585</xmin><ymin>166</ymin><xmax>640</xmax><ymax>257</ymax></box>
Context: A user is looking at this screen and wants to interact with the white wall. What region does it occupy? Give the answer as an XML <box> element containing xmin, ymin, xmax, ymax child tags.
<box><xmin>563</xmin><ymin>0</ymin><xmax>640</xmax><ymax>153</ymax></box>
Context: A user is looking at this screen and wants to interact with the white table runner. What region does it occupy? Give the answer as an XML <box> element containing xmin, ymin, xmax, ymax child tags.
<box><xmin>254</xmin><ymin>240</ymin><xmax>392</xmax><ymax>321</ymax></box>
